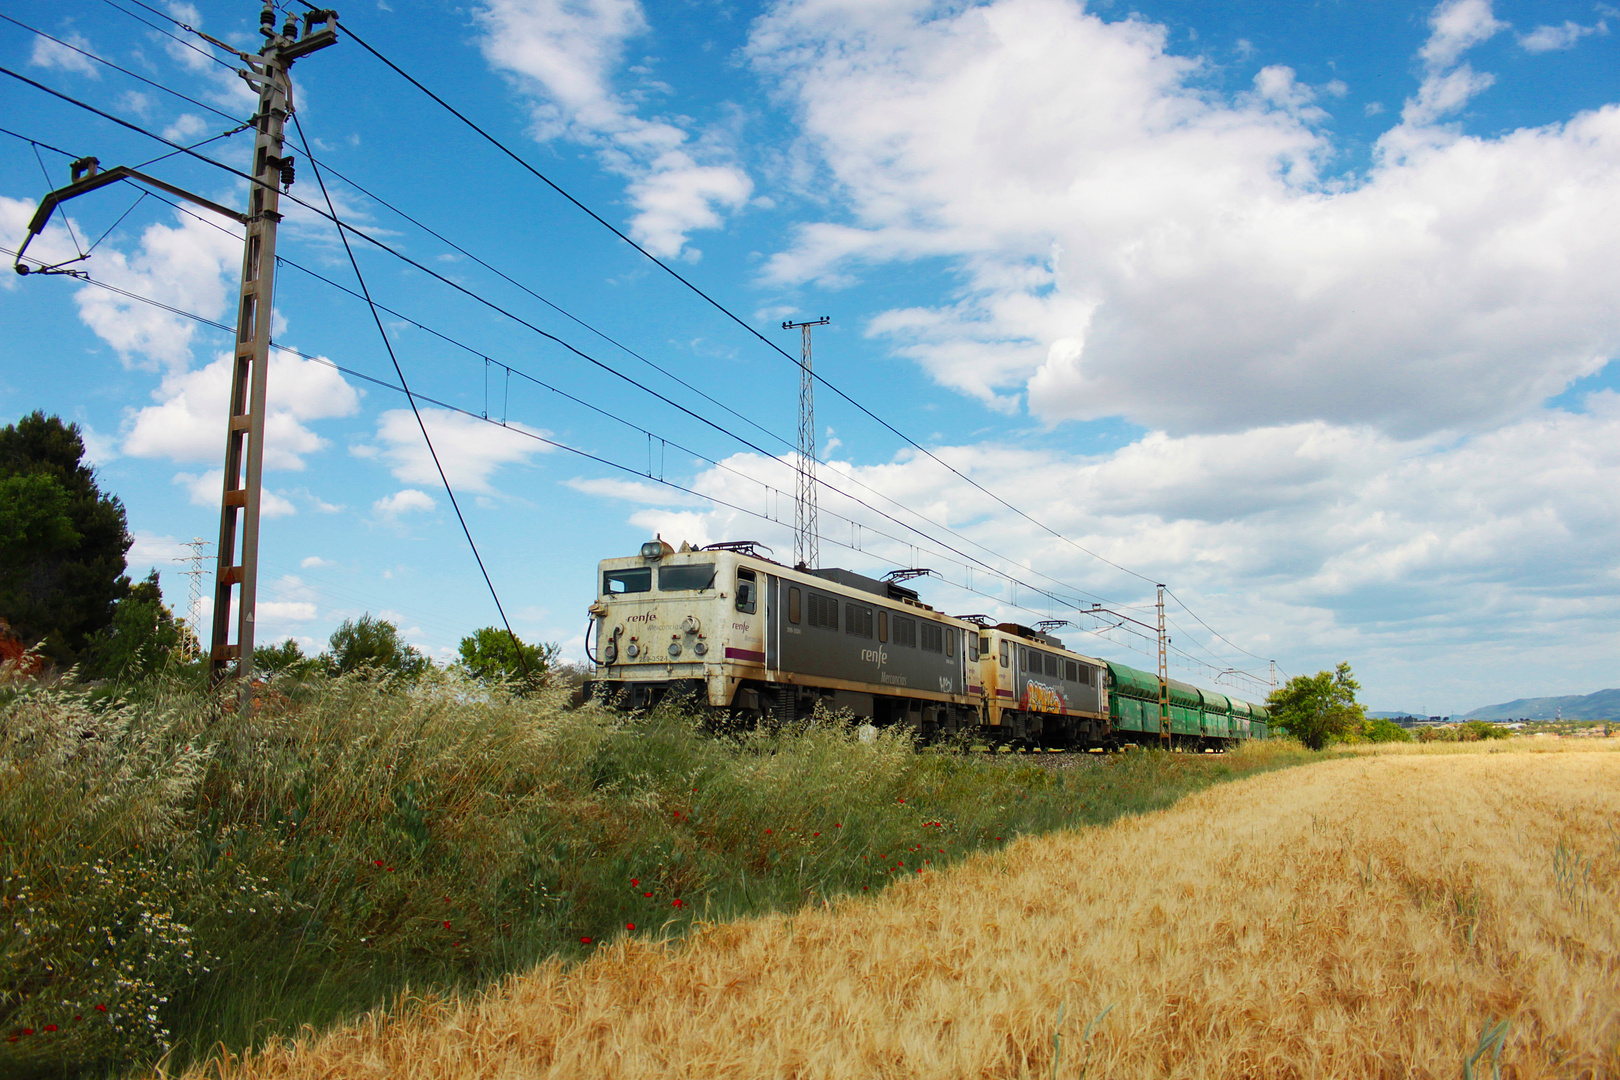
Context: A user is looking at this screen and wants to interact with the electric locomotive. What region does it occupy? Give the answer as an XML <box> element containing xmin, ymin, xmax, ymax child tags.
<box><xmin>586</xmin><ymin>539</ymin><xmax>982</xmax><ymax>737</ymax></box>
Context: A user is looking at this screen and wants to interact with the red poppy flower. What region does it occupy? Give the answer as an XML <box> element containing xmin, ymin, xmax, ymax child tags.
<box><xmin>581</xmin><ymin>936</ymin><xmax>592</xmax><ymax>944</ymax></box>
<box><xmin>387</xmin><ymin>866</ymin><xmax>396</xmax><ymax>872</ymax></box>
<box><xmin>835</xmin><ymin>823</ymin><xmax>842</xmax><ymax>828</ymax></box>
<box><xmin>765</xmin><ymin>828</ymin><xmax>773</xmax><ymax>834</ymax></box>
<box><xmin>73</xmin><ymin>1016</ymin><xmax>81</xmax><ymax>1022</ymax></box>
<box><xmin>672</xmin><ymin>898</ymin><xmax>684</xmax><ymax>907</ymax></box>
<box><xmin>898</xmin><ymin>798</ymin><xmax>906</xmax><ymax>804</ymax></box>
<box><xmin>21</xmin><ymin>1029</ymin><xmax>33</xmax><ymax>1036</ymax></box>
<box><xmin>631</xmin><ymin>878</ymin><xmax>639</xmax><ymax>887</ymax></box>
<box><xmin>94</xmin><ymin>1005</ymin><xmax>107</xmax><ymax>1013</ymax></box>
<box><xmin>863</xmin><ymin>886</ymin><xmax>869</xmax><ymax>891</ymax></box>
<box><xmin>916</xmin><ymin>867</ymin><xmax>923</xmax><ymax>873</ymax></box>
<box><xmin>813</xmin><ymin>832</ymin><xmax>821</xmax><ymax>837</ymax></box>
<box><xmin>452</xmin><ymin>941</ymin><xmax>460</xmax><ymax>947</ymax></box>
<box><xmin>443</xmin><ymin>920</ymin><xmax>453</xmax><ymax>930</ymax></box>
<box><xmin>374</xmin><ymin>859</ymin><xmax>384</xmax><ymax>867</ymax></box>
<box><xmin>43</xmin><ymin>1025</ymin><xmax>56</xmax><ymax>1033</ymax></box>
<box><xmin>898</xmin><ymin>861</ymin><xmax>905</xmax><ymax>866</ymax></box>
<box><xmin>627</xmin><ymin>923</ymin><xmax>635</xmax><ymax>930</ymax></box>
<box><xmin>645</xmin><ymin>892</ymin><xmax>653</xmax><ymax>898</ymax></box>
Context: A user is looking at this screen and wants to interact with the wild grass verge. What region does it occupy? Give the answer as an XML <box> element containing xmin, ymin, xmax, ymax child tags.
<box><xmin>0</xmin><ymin>669</ymin><xmax>1313</xmax><ymax>1077</ymax></box>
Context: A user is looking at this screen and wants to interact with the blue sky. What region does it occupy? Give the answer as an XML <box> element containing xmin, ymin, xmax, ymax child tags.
<box><xmin>2</xmin><ymin>0</ymin><xmax>1616</xmax><ymax>713</ymax></box>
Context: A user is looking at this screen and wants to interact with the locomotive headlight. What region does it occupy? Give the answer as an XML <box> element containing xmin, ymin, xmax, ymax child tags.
<box><xmin>603</xmin><ymin>641</ymin><xmax>618</xmax><ymax>664</ymax></box>
<box><xmin>693</xmin><ymin>641</ymin><xmax>708</xmax><ymax>656</ymax></box>
<box><xmin>669</xmin><ymin>642</ymin><xmax>682</xmax><ymax>658</ymax></box>
<box><xmin>640</xmin><ymin>540</ymin><xmax>666</xmax><ymax>560</ymax></box>
<box><xmin>626</xmin><ymin>642</ymin><xmax>640</xmax><ymax>659</ymax></box>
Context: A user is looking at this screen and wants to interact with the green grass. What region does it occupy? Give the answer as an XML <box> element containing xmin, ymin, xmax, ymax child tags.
<box><xmin>0</xmin><ymin>670</ymin><xmax>1315</xmax><ymax>1077</ymax></box>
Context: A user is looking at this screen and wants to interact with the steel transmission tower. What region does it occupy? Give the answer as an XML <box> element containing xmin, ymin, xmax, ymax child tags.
<box><xmin>173</xmin><ymin>537</ymin><xmax>212</xmax><ymax>658</ymax></box>
<box><xmin>782</xmin><ymin>317</ymin><xmax>829</xmax><ymax>570</ymax></box>
<box><xmin>207</xmin><ymin>4</ymin><xmax>339</xmax><ymax>713</ymax></box>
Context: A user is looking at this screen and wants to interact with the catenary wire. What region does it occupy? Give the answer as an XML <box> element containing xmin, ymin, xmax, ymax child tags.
<box><xmin>0</xmin><ymin>79</ymin><xmax>1145</xmax><ymax>625</ymax></box>
<box><xmin>2</xmin><ymin>239</ymin><xmax>1272</xmax><ymax>694</ymax></box>
<box><xmin>290</xmin><ymin>108</ymin><xmax>534</xmax><ymax>679</ymax></box>
<box><xmin>0</xmin><ymin>73</ymin><xmax>1273</xmax><ymax>684</ymax></box>
<box><xmin>106</xmin><ymin>0</ymin><xmax>1274</xmax><ymax>672</ymax></box>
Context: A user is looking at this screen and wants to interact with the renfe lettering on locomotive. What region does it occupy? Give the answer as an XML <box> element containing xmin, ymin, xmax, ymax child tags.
<box><xmin>585</xmin><ymin>538</ymin><xmax>1273</xmax><ymax>751</ymax></box>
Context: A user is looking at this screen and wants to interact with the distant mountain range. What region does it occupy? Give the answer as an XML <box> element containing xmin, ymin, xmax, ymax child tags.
<box><xmin>1371</xmin><ymin>689</ymin><xmax>1620</xmax><ymax>722</ymax></box>
<box><xmin>1461</xmin><ymin>689</ymin><xmax>1620</xmax><ymax>722</ymax></box>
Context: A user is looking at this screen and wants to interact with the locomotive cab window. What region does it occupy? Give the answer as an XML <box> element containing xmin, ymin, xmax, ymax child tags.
<box><xmin>603</xmin><ymin>567</ymin><xmax>652</xmax><ymax>595</ymax></box>
<box><xmin>999</xmin><ymin>640</ymin><xmax>1009</xmax><ymax>667</ymax></box>
<box><xmin>788</xmin><ymin>586</ymin><xmax>801</xmax><ymax>624</ymax></box>
<box><xmin>735</xmin><ymin>568</ymin><xmax>757</xmax><ymax>614</ymax></box>
<box><xmin>658</xmin><ymin>563</ymin><xmax>716</xmax><ymax>591</ymax></box>
<box><xmin>967</xmin><ymin>634</ymin><xmax>979</xmax><ymax>660</ymax></box>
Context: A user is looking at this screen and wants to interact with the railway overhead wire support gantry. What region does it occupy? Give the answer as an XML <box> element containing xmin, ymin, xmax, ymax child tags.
<box><xmin>783</xmin><ymin>317</ymin><xmax>829</xmax><ymax>571</ymax></box>
<box><xmin>195</xmin><ymin>5</ymin><xmax>338</xmax><ymax>712</ymax></box>
<box><xmin>11</xmin><ymin>3</ymin><xmax>340</xmax><ymax>717</ymax></box>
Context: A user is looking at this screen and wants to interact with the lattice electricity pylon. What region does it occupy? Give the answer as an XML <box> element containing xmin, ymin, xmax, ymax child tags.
<box><xmin>782</xmin><ymin>316</ymin><xmax>829</xmax><ymax>569</ymax></box>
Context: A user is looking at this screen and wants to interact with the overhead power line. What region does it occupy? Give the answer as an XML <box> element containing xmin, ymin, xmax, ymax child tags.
<box><xmin>3</xmin><ymin>236</ymin><xmax>1273</xmax><ymax>697</ymax></box>
<box><xmin>289</xmin><ymin>109</ymin><xmax>533</xmax><ymax>680</ymax></box>
<box><xmin>1</xmin><ymin>52</ymin><xmax>1272</xmax><ymax>679</ymax></box>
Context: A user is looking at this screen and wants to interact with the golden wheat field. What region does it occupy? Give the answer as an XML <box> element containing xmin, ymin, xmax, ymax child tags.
<box><xmin>175</xmin><ymin>744</ymin><xmax>1620</xmax><ymax>1080</ymax></box>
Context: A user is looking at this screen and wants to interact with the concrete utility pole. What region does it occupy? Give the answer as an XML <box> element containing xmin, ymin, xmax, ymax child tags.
<box><xmin>782</xmin><ymin>317</ymin><xmax>829</xmax><ymax>570</ymax></box>
<box><xmin>207</xmin><ymin>4</ymin><xmax>338</xmax><ymax>714</ymax></box>
<box><xmin>1157</xmin><ymin>584</ymin><xmax>1170</xmax><ymax>750</ymax></box>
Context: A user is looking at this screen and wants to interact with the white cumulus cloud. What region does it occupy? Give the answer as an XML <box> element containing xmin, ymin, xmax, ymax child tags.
<box><xmin>748</xmin><ymin>0</ymin><xmax>1620</xmax><ymax>440</ymax></box>
<box><xmin>373</xmin><ymin>488</ymin><xmax>436</xmax><ymax>520</ymax></box>
<box><xmin>476</xmin><ymin>0</ymin><xmax>753</xmax><ymax>258</ymax></box>
<box><xmin>356</xmin><ymin>408</ymin><xmax>550</xmax><ymax>493</ymax></box>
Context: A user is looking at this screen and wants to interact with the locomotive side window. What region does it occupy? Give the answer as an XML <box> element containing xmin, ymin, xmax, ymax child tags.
<box><xmin>1080</xmin><ymin>665</ymin><xmax>1096</xmax><ymax>687</ymax></box>
<box><xmin>878</xmin><ymin>610</ymin><xmax>889</xmax><ymax>642</ymax></box>
<box><xmin>659</xmin><ymin>563</ymin><xmax>716</xmax><ymax>591</ymax></box>
<box><xmin>893</xmin><ymin>615</ymin><xmax>917</xmax><ymax>647</ymax></box>
<box><xmin>1045</xmin><ymin>653</ymin><xmax>1059</xmax><ymax>678</ymax></box>
<box><xmin>788</xmin><ymin>586</ymin><xmax>801</xmax><ymax>624</ymax></box>
<box><xmin>736</xmin><ymin>568</ymin><xmax>757</xmax><ymax>614</ymax></box>
<box><xmin>967</xmin><ymin>634</ymin><xmax>979</xmax><ymax>660</ymax></box>
<box><xmin>845</xmin><ymin>603</ymin><xmax>874</xmax><ymax>638</ymax></box>
<box><xmin>921</xmin><ymin>622</ymin><xmax>943</xmax><ymax>653</ymax></box>
<box><xmin>1064</xmin><ymin>659</ymin><xmax>1078</xmax><ymax>682</ymax></box>
<box><xmin>980</xmin><ymin>635</ymin><xmax>990</xmax><ymax>657</ymax></box>
<box><xmin>945</xmin><ymin>628</ymin><xmax>955</xmax><ymax>657</ymax></box>
<box><xmin>807</xmin><ymin>592</ymin><xmax>839</xmax><ymax>630</ymax></box>
<box><xmin>603</xmin><ymin>567</ymin><xmax>652</xmax><ymax>595</ymax></box>
<box><xmin>999</xmin><ymin>640</ymin><xmax>1009</xmax><ymax>666</ymax></box>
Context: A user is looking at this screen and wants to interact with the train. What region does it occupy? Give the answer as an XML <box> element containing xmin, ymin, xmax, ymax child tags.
<box><xmin>584</xmin><ymin>539</ymin><xmax>1270</xmax><ymax>750</ymax></box>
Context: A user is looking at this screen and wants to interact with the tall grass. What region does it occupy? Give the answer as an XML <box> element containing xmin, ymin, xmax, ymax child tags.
<box><xmin>0</xmin><ymin>668</ymin><xmax>1312</xmax><ymax>1077</ymax></box>
<box><xmin>174</xmin><ymin>742</ymin><xmax>1620</xmax><ymax>1080</ymax></box>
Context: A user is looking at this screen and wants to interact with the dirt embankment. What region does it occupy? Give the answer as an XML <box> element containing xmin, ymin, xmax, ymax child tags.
<box><xmin>181</xmin><ymin>747</ymin><xmax>1620</xmax><ymax>1080</ymax></box>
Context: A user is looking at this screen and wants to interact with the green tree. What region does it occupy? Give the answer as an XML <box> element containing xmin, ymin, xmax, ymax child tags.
<box><xmin>325</xmin><ymin>614</ymin><xmax>428</xmax><ymax>678</ymax></box>
<box><xmin>0</xmin><ymin>412</ymin><xmax>133</xmax><ymax>667</ymax></box>
<box><xmin>455</xmin><ymin>626</ymin><xmax>558</xmax><ymax>691</ymax></box>
<box><xmin>255</xmin><ymin>637</ymin><xmax>316</xmax><ymax>677</ymax></box>
<box><xmin>1459</xmin><ymin>719</ymin><xmax>1511</xmax><ymax>741</ymax></box>
<box><xmin>1267</xmin><ymin>662</ymin><xmax>1367</xmax><ymax>750</ymax></box>
<box><xmin>83</xmin><ymin>570</ymin><xmax>185</xmax><ymax>681</ymax></box>
<box><xmin>1358</xmin><ymin>716</ymin><xmax>1414</xmax><ymax>743</ymax></box>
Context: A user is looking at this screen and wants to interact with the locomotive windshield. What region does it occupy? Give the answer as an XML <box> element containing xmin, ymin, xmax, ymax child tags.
<box><xmin>658</xmin><ymin>563</ymin><xmax>716</xmax><ymax>591</ymax></box>
<box><xmin>603</xmin><ymin>567</ymin><xmax>652</xmax><ymax>594</ymax></box>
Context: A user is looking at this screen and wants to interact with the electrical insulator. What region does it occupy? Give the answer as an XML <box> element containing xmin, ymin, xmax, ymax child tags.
<box><xmin>279</xmin><ymin>155</ymin><xmax>295</xmax><ymax>190</ymax></box>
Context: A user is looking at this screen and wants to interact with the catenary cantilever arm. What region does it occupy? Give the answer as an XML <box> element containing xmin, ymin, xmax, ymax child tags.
<box><xmin>14</xmin><ymin>159</ymin><xmax>249</xmax><ymax>274</ymax></box>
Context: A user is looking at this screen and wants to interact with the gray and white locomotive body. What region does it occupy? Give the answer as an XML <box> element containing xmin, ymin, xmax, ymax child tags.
<box><xmin>588</xmin><ymin>540</ymin><xmax>981</xmax><ymax>734</ymax></box>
